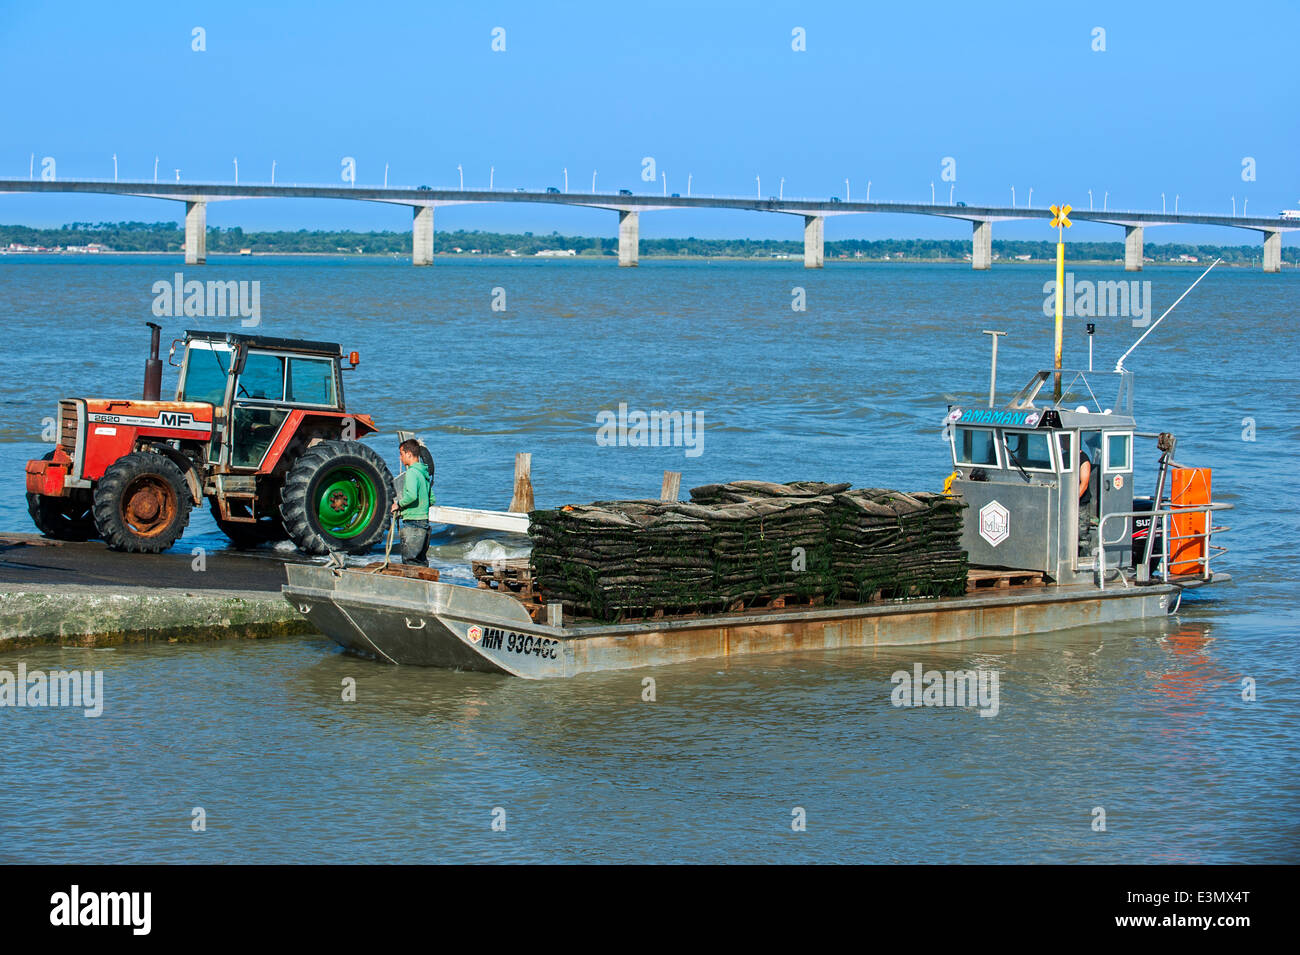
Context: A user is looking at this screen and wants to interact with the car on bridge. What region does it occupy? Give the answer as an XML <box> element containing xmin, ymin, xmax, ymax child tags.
<box><xmin>546</xmin><ymin>187</ymin><xmax>560</xmax><ymax>194</ymax></box>
<box><xmin>619</xmin><ymin>189</ymin><xmax>632</xmax><ymax>196</ymax></box>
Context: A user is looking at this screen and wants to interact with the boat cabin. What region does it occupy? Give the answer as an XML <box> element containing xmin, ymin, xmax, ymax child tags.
<box><xmin>947</xmin><ymin>369</ymin><xmax>1138</xmax><ymax>583</ymax></box>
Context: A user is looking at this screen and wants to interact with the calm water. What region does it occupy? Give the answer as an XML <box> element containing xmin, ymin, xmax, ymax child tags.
<box><xmin>0</xmin><ymin>255</ymin><xmax>1296</xmax><ymax>863</ymax></box>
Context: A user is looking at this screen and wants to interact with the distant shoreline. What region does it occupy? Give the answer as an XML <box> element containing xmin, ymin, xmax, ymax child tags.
<box><xmin>0</xmin><ymin>249</ymin><xmax>1282</xmax><ymax>268</ymax></box>
<box><xmin>3</xmin><ymin>221</ymin><xmax>1292</xmax><ymax>267</ymax></box>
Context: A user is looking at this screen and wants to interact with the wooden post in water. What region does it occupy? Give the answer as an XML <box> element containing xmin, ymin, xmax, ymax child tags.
<box><xmin>509</xmin><ymin>452</ymin><xmax>534</xmax><ymax>513</ymax></box>
<box><xmin>660</xmin><ymin>470</ymin><xmax>682</xmax><ymax>502</ymax></box>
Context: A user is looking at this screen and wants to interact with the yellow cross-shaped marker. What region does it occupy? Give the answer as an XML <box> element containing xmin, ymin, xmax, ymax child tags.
<box><xmin>1050</xmin><ymin>203</ymin><xmax>1072</xmax><ymax>228</ymax></box>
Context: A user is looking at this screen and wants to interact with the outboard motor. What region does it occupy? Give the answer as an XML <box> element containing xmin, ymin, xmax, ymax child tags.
<box><xmin>1131</xmin><ymin>497</ymin><xmax>1164</xmax><ymax>575</ymax></box>
<box><xmin>143</xmin><ymin>321</ymin><xmax>162</xmax><ymax>400</ymax></box>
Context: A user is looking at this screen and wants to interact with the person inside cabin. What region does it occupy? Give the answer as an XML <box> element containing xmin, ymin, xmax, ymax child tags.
<box><xmin>392</xmin><ymin>438</ymin><xmax>434</xmax><ymax>566</ymax></box>
<box><xmin>1077</xmin><ymin>446</ymin><xmax>1096</xmax><ymax>554</ymax></box>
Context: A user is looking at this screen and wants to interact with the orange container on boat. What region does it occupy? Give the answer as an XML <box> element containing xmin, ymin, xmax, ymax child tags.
<box><xmin>1169</xmin><ymin>467</ymin><xmax>1211</xmax><ymax>576</ymax></box>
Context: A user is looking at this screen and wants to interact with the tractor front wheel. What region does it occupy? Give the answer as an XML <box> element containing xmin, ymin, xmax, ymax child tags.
<box><xmin>92</xmin><ymin>452</ymin><xmax>192</xmax><ymax>553</ymax></box>
<box><xmin>280</xmin><ymin>440</ymin><xmax>393</xmax><ymax>556</ymax></box>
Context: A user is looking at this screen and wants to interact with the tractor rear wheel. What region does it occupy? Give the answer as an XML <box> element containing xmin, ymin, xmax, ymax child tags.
<box><xmin>280</xmin><ymin>440</ymin><xmax>393</xmax><ymax>556</ymax></box>
<box><xmin>27</xmin><ymin>452</ymin><xmax>97</xmax><ymax>541</ymax></box>
<box><xmin>92</xmin><ymin>451</ymin><xmax>191</xmax><ymax>553</ymax></box>
<box><xmin>209</xmin><ymin>499</ymin><xmax>286</xmax><ymax>549</ymax></box>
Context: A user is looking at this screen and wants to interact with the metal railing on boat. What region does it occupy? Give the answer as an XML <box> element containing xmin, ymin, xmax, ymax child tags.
<box><xmin>1094</xmin><ymin>502</ymin><xmax>1232</xmax><ymax>590</ymax></box>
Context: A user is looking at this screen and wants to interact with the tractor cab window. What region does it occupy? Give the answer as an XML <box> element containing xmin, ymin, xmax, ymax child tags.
<box><xmin>230</xmin><ymin>407</ymin><xmax>288</xmax><ymax>468</ymax></box>
<box><xmin>181</xmin><ymin>343</ymin><xmax>232</xmax><ymax>405</ymax></box>
<box><xmin>953</xmin><ymin>427</ymin><xmax>999</xmax><ymax>468</ymax></box>
<box><xmin>286</xmin><ymin>357</ymin><xmax>336</xmax><ymax>406</ymax></box>
<box><xmin>237</xmin><ymin>352</ymin><xmax>286</xmax><ymax>402</ymax></box>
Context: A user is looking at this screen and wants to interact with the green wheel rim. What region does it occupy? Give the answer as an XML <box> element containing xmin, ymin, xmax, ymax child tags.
<box><xmin>314</xmin><ymin>466</ymin><xmax>378</xmax><ymax>539</ymax></box>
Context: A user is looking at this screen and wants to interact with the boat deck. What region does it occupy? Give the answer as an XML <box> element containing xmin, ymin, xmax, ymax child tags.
<box><xmin>283</xmin><ymin>561</ymin><xmax>1187</xmax><ymax>677</ymax></box>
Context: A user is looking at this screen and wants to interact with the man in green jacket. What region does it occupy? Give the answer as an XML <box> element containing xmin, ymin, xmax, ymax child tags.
<box><xmin>391</xmin><ymin>438</ymin><xmax>433</xmax><ymax>565</ymax></box>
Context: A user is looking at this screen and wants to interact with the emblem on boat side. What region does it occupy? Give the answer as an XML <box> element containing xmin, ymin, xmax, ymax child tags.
<box><xmin>467</xmin><ymin>625</ymin><xmax>483</xmax><ymax>644</ymax></box>
<box><xmin>979</xmin><ymin>501</ymin><xmax>1010</xmax><ymax>547</ymax></box>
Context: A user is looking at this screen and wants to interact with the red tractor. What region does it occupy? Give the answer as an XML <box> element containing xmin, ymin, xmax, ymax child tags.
<box><xmin>25</xmin><ymin>324</ymin><xmax>395</xmax><ymax>555</ymax></box>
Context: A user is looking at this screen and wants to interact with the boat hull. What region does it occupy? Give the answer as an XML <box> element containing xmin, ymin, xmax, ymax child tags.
<box><xmin>283</xmin><ymin>564</ymin><xmax>1180</xmax><ymax>679</ymax></box>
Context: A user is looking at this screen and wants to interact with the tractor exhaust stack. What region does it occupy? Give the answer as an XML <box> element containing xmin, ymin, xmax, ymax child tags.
<box><xmin>143</xmin><ymin>322</ymin><xmax>163</xmax><ymax>401</ymax></box>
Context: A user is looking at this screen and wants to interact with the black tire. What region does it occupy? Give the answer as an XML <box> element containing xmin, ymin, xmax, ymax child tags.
<box><xmin>26</xmin><ymin>452</ymin><xmax>98</xmax><ymax>541</ymax></box>
<box><xmin>280</xmin><ymin>440</ymin><xmax>394</xmax><ymax>556</ymax></box>
<box><xmin>208</xmin><ymin>499</ymin><xmax>287</xmax><ymax>549</ymax></box>
<box><xmin>92</xmin><ymin>451</ymin><xmax>192</xmax><ymax>553</ymax></box>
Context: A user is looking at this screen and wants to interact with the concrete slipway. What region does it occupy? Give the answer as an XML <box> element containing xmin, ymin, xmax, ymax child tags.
<box><xmin>0</xmin><ymin>535</ymin><xmax>309</xmax><ymax>650</ymax></box>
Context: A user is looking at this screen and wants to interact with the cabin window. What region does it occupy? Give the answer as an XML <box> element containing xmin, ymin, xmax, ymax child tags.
<box><xmin>1056</xmin><ymin>432</ymin><xmax>1074</xmax><ymax>471</ymax></box>
<box><xmin>1105</xmin><ymin>432</ymin><xmax>1132</xmax><ymax>472</ymax></box>
<box><xmin>1003</xmin><ymin>430</ymin><xmax>1055</xmax><ymax>471</ymax></box>
<box><xmin>230</xmin><ymin>407</ymin><xmax>289</xmax><ymax>468</ymax></box>
<box><xmin>286</xmin><ymin>357</ymin><xmax>336</xmax><ymax>406</ymax></box>
<box><xmin>237</xmin><ymin>352</ymin><xmax>286</xmax><ymax>402</ymax></box>
<box><xmin>954</xmin><ymin>427</ymin><xmax>999</xmax><ymax>467</ymax></box>
<box><xmin>181</xmin><ymin>343</ymin><xmax>232</xmax><ymax>405</ymax></box>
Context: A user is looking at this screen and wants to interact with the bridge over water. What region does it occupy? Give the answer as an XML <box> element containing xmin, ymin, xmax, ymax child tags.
<box><xmin>2</xmin><ymin>179</ymin><xmax>1294</xmax><ymax>272</ymax></box>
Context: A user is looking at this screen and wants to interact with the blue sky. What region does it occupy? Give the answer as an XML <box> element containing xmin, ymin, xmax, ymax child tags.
<box><xmin>1</xmin><ymin>0</ymin><xmax>1296</xmax><ymax>244</ymax></box>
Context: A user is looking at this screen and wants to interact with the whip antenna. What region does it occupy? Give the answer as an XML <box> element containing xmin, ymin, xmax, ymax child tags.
<box><xmin>1115</xmin><ymin>258</ymin><xmax>1220</xmax><ymax>372</ymax></box>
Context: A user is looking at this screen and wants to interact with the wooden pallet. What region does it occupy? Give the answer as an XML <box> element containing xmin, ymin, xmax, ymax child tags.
<box><xmin>473</xmin><ymin>558</ymin><xmax>535</xmax><ymax>597</ymax></box>
<box><xmin>610</xmin><ymin>605</ymin><xmax>714</xmax><ymax>623</ymax></box>
<box><xmin>966</xmin><ymin>568</ymin><xmax>1046</xmax><ymax>592</ymax></box>
<box><xmin>519</xmin><ymin>598</ymin><xmax>552</xmax><ymax>623</ymax></box>
<box><xmin>360</xmin><ymin>562</ymin><xmax>441</xmax><ymax>582</ymax></box>
<box><xmin>728</xmin><ymin>592</ymin><xmax>825</xmax><ymax>613</ymax></box>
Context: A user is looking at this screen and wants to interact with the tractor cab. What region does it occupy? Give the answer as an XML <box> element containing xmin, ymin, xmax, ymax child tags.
<box><xmin>174</xmin><ymin>331</ymin><xmax>350</xmax><ymax>472</ymax></box>
<box><xmin>947</xmin><ymin>369</ymin><xmax>1139</xmax><ymax>584</ymax></box>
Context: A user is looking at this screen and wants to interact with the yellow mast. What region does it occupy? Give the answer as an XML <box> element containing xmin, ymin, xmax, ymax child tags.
<box><xmin>1049</xmin><ymin>203</ymin><xmax>1072</xmax><ymax>400</ymax></box>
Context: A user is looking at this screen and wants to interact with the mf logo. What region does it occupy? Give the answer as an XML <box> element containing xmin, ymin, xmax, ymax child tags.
<box><xmin>158</xmin><ymin>412</ymin><xmax>193</xmax><ymax>428</ymax></box>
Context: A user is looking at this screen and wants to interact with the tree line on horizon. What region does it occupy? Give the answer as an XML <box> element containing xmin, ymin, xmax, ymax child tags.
<box><xmin>0</xmin><ymin>220</ymin><xmax>1293</xmax><ymax>264</ymax></box>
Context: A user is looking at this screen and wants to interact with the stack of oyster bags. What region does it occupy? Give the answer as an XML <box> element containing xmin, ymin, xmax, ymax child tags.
<box><xmin>528</xmin><ymin>480</ymin><xmax>966</xmax><ymax>622</ymax></box>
